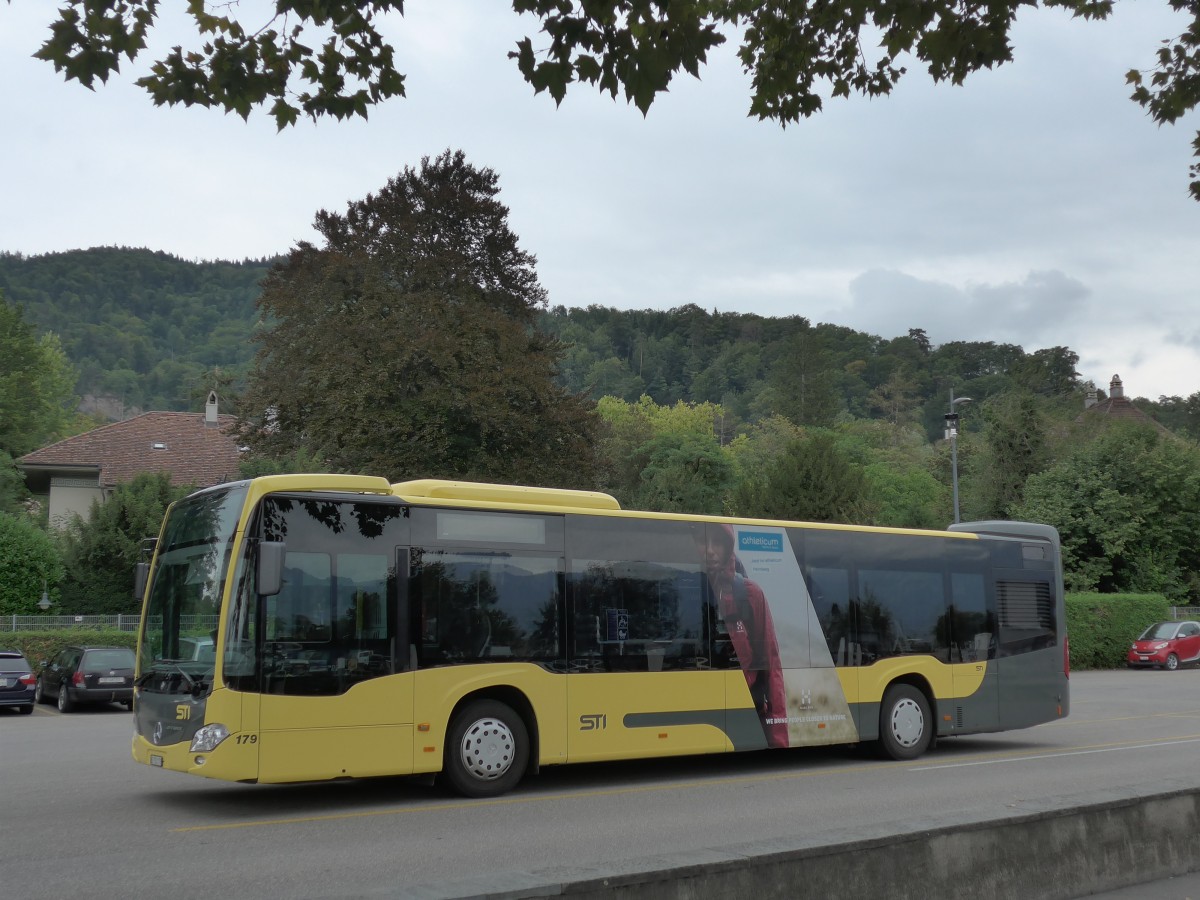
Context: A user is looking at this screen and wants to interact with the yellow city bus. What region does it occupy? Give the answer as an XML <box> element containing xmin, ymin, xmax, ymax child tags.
<box><xmin>131</xmin><ymin>475</ymin><xmax>1069</xmax><ymax>797</ymax></box>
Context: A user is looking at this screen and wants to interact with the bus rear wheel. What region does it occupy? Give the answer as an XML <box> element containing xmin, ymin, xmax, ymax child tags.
<box><xmin>878</xmin><ymin>684</ymin><xmax>932</xmax><ymax>761</ymax></box>
<box><xmin>444</xmin><ymin>700</ymin><xmax>529</xmax><ymax>798</ymax></box>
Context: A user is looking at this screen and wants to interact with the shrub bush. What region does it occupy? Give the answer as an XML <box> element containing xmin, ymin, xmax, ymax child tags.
<box><xmin>1066</xmin><ymin>592</ymin><xmax>1172</xmax><ymax>669</ymax></box>
<box><xmin>0</xmin><ymin>629</ymin><xmax>136</xmax><ymax>673</ymax></box>
<box><xmin>0</xmin><ymin>513</ymin><xmax>64</xmax><ymax>615</ymax></box>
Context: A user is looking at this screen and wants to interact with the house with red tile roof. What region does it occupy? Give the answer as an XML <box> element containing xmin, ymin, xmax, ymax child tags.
<box><xmin>17</xmin><ymin>391</ymin><xmax>242</xmax><ymax>527</ymax></box>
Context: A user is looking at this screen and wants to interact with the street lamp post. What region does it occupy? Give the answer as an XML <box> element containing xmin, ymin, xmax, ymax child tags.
<box><xmin>944</xmin><ymin>391</ymin><xmax>973</xmax><ymax>524</ymax></box>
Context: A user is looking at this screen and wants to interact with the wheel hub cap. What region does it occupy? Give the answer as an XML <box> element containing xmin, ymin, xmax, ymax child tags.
<box><xmin>459</xmin><ymin>717</ymin><xmax>515</xmax><ymax>781</ymax></box>
<box><xmin>890</xmin><ymin>698</ymin><xmax>924</xmax><ymax>748</ymax></box>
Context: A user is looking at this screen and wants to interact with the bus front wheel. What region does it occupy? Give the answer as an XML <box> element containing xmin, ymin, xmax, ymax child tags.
<box><xmin>878</xmin><ymin>684</ymin><xmax>932</xmax><ymax>761</ymax></box>
<box><xmin>444</xmin><ymin>699</ymin><xmax>529</xmax><ymax>798</ymax></box>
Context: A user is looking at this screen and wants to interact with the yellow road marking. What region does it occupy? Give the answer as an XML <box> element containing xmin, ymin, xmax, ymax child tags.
<box><xmin>172</xmin><ymin>732</ymin><xmax>1200</xmax><ymax>833</ymax></box>
<box><xmin>915</xmin><ymin>736</ymin><xmax>1200</xmax><ymax>770</ymax></box>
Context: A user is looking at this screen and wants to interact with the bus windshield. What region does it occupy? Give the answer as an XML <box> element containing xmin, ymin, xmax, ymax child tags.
<box><xmin>138</xmin><ymin>484</ymin><xmax>249</xmax><ymax>691</ymax></box>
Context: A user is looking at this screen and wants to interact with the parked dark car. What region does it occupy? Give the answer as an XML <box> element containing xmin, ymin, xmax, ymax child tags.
<box><xmin>0</xmin><ymin>649</ymin><xmax>36</xmax><ymax>714</ymax></box>
<box><xmin>1127</xmin><ymin>621</ymin><xmax>1200</xmax><ymax>670</ymax></box>
<box><xmin>35</xmin><ymin>646</ymin><xmax>135</xmax><ymax>712</ymax></box>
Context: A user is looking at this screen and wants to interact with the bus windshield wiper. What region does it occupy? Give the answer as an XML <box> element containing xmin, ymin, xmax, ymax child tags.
<box><xmin>139</xmin><ymin>661</ymin><xmax>203</xmax><ymax>695</ymax></box>
<box><xmin>169</xmin><ymin>663</ymin><xmax>199</xmax><ymax>694</ymax></box>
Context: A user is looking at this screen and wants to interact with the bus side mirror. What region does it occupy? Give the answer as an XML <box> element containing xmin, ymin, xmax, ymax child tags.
<box><xmin>133</xmin><ymin>562</ymin><xmax>149</xmax><ymax>601</ymax></box>
<box><xmin>258</xmin><ymin>541</ymin><xmax>285</xmax><ymax>597</ymax></box>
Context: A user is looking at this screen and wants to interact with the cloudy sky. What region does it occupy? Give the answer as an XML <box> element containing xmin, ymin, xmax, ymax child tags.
<box><xmin>3</xmin><ymin>3</ymin><xmax>1198</xmax><ymax>400</ymax></box>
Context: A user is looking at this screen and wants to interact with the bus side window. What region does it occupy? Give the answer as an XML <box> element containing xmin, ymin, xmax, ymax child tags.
<box><xmin>412</xmin><ymin>550</ymin><xmax>562</xmax><ymax>668</ymax></box>
<box><xmin>263</xmin><ymin>551</ymin><xmax>332</xmax><ymax>695</ymax></box>
<box><xmin>565</xmin><ymin>517</ymin><xmax>706</xmax><ymax>673</ymax></box>
<box><xmin>257</xmin><ymin>496</ymin><xmax>407</xmax><ymax>696</ymax></box>
<box><xmin>950</xmin><ymin>572</ymin><xmax>995</xmax><ymax>662</ymax></box>
<box><xmin>268</xmin><ymin>552</ymin><xmax>331</xmax><ymax>642</ymax></box>
<box><xmin>856</xmin><ymin>568</ymin><xmax>950</xmax><ymax>661</ymax></box>
<box><xmin>807</xmin><ymin>567</ymin><xmax>852</xmax><ymax>666</ymax></box>
<box><xmin>570</xmin><ymin>561</ymin><xmax>699</xmax><ymax>672</ymax></box>
<box><xmin>331</xmin><ymin>553</ymin><xmax>394</xmax><ymax>682</ymax></box>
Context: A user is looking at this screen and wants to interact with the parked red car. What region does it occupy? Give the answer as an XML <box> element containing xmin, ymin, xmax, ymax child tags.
<box><xmin>1127</xmin><ymin>621</ymin><xmax>1200</xmax><ymax>670</ymax></box>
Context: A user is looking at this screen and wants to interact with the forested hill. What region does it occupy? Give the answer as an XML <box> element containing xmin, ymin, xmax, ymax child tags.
<box><xmin>541</xmin><ymin>304</ymin><xmax>1095</xmax><ymax>440</ymax></box>
<box><xmin>0</xmin><ymin>248</ymin><xmax>272</xmax><ymax>414</ymax></box>
<box><xmin>1</xmin><ymin>248</ymin><xmax>1195</xmax><ymax>438</ymax></box>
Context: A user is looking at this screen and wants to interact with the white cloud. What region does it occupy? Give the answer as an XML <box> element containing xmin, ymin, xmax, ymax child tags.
<box><xmin>820</xmin><ymin>268</ymin><xmax>1090</xmax><ymax>346</ymax></box>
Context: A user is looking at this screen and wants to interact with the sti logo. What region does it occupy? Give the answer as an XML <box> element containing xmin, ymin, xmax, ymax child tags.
<box><xmin>738</xmin><ymin>531</ymin><xmax>784</xmax><ymax>553</ymax></box>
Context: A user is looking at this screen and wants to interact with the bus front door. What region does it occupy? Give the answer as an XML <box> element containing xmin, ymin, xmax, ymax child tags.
<box><xmin>254</xmin><ymin>649</ymin><xmax>415</xmax><ymax>784</ymax></box>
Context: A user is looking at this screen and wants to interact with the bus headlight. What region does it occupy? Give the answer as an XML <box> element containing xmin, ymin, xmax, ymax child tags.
<box><xmin>190</xmin><ymin>723</ymin><xmax>230</xmax><ymax>752</ymax></box>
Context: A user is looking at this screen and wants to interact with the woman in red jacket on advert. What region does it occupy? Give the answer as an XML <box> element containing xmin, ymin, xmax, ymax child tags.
<box><xmin>701</xmin><ymin>524</ymin><xmax>789</xmax><ymax>749</ymax></box>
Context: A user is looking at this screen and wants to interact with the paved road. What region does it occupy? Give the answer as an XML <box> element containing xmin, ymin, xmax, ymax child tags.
<box><xmin>1090</xmin><ymin>876</ymin><xmax>1200</xmax><ymax>900</ymax></box>
<box><xmin>4</xmin><ymin>669</ymin><xmax>1200</xmax><ymax>899</ymax></box>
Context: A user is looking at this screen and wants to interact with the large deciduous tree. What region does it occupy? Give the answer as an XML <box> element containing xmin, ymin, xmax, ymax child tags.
<box><xmin>595</xmin><ymin>395</ymin><xmax>730</xmax><ymax>505</ymax></box>
<box><xmin>763</xmin><ymin>330</ymin><xmax>840</xmax><ymax>428</ymax></box>
<box><xmin>236</xmin><ymin>150</ymin><xmax>599</xmax><ymax>488</ymax></box>
<box><xmin>965</xmin><ymin>390</ymin><xmax>1052</xmax><ymax>519</ymax></box>
<box><xmin>0</xmin><ymin>294</ymin><xmax>78</xmax><ymax>458</ymax></box>
<box><xmin>733</xmin><ymin>432</ymin><xmax>873</xmax><ymax>524</ymax></box>
<box><xmin>1</xmin><ymin>293</ymin><xmax>79</xmax><ymax>512</ymax></box>
<box><xmin>633</xmin><ymin>431</ymin><xmax>733</xmax><ymax>515</ymax></box>
<box><xmin>29</xmin><ymin>2</ymin><xmax>1200</xmax><ymax>199</ymax></box>
<box><xmin>1014</xmin><ymin>422</ymin><xmax>1200</xmax><ymax>601</ymax></box>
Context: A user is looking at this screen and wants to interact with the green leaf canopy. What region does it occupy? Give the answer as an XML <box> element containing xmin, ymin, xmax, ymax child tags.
<box><xmin>237</xmin><ymin>150</ymin><xmax>599</xmax><ymax>488</ymax></box>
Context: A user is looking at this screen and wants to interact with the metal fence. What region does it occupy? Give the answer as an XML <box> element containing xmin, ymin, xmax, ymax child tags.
<box><xmin>0</xmin><ymin>614</ymin><xmax>219</xmax><ymax>633</ymax></box>
<box><xmin>1</xmin><ymin>614</ymin><xmax>141</xmax><ymax>633</ymax></box>
<box><xmin>1171</xmin><ymin>607</ymin><xmax>1200</xmax><ymax>620</ymax></box>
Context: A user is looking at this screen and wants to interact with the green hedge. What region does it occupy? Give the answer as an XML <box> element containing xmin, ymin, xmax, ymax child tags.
<box><xmin>1066</xmin><ymin>592</ymin><xmax>1172</xmax><ymax>670</ymax></box>
<box><xmin>0</xmin><ymin>629</ymin><xmax>137</xmax><ymax>674</ymax></box>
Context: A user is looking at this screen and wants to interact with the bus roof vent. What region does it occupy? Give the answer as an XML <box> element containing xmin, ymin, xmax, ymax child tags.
<box><xmin>393</xmin><ymin>479</ymin><xmax>621</xmax><ymax>511</ymax></box>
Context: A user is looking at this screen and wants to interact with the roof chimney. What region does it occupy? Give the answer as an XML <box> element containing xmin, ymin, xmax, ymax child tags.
<box><xmin>205</xmin><ymin>391</ymin><xmax>219</xmax><ymax>426</ymax></box>
<box><xmin>1084</xmin><ymin>388</ymin><xmax>1098</xmax><ymax>409</ymax></box>
<box><xmin>1109</xmin><ymin>375</ymin><xmax>1124</xmax><ymax>400</ymax></box>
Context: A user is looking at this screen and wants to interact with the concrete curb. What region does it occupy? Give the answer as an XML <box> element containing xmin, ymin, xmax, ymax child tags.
<box><xmin>398</xmin><ymin>781</ymin><xmax>1200</xmax><ymax>900</ymax></box>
